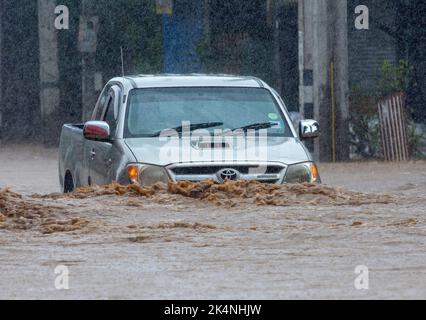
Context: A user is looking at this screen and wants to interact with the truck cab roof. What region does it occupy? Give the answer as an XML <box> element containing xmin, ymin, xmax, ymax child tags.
<box><xmin>115</xmin><ymin>74</ymin><xmax>267</xmax><ymax>89</ymax></box>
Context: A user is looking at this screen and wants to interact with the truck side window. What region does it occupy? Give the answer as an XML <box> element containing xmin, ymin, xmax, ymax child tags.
<box><xmin>102</xmin><ymin>85</ymin><xmax>121</xmax><ymax>136</ymax></box>
<box><xmin>103</xmin><ymin>95</ymin><xmax>116</xmax><ymax>134</ymax></box>
<box><xmin>92</xmin><ymin>85</ymin><xmax>111</xmax><ymax>120</ymax></box>
<box><xmin>104</xmin><ymin>96</ymin><xmax>115</xmax><ymax>123</ymax></box>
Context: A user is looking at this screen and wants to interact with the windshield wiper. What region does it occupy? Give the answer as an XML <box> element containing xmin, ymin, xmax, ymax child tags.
<box><xmin>149</xmin><ymin>122</ymin><xmax>224</xmax><ymax>137</ymax></box>
<box><xmin>232</xmin><ymin>122</ymin><xmax>278</xmax><ymax>132</ymax></box>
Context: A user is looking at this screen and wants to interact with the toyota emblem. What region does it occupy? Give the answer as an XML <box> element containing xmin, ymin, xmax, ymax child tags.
<box><xmin>217</xmin><ymin>168</ymin><xmax>240</xmax><ymax>182</ymax></box>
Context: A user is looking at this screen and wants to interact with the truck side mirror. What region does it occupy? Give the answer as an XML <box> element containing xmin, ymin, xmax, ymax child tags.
<box><xmin>299</xmin><ymin>119</ymin><xmax>320</xmax><ymax>139</ymax></box>
<box><xmin>83</xmin><ymin>121</ymin><xmax>111</xmax><ymax>142</ymax></box>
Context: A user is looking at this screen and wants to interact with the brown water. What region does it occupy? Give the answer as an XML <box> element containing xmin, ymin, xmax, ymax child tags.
<box><xmin>0</xmin><ymin>145</ymin><xmax>426</xmax><ymax>299</ymax></box>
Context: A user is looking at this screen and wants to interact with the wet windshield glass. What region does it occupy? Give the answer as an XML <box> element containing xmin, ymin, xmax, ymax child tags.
<box><xmin>125</xmin><ymin>87</ymin><xmax>292</xmax><ymax>137</ymax></box>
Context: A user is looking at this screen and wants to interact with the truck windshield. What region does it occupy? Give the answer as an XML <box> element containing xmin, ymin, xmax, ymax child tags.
<box><xmin>124</xmin><ymin>87</ymin><xmax>293</xmax><ymax>138</ymax></box>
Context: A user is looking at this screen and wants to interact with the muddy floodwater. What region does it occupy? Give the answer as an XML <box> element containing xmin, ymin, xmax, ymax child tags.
<box><xmin>1</xmin><ymin>145</ymin><xmax>426</xmax><ymax>299</ymax></box>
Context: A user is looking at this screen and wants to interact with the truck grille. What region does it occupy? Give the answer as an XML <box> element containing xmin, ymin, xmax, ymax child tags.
<box><xmin>170</xmin><ymin>165</ymin><xmax>284</xmax><ymax>175</ymax></box>
<box><xmin>167</xmin><ymin>163</ymin><xmax>286</xmax><ymax>184</ymax></box>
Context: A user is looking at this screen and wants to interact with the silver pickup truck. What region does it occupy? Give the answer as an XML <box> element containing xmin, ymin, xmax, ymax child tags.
<box><xmin>59</xmin><ymin>74</ymin><xmax>320</xmax><ymax>192</ymax></box>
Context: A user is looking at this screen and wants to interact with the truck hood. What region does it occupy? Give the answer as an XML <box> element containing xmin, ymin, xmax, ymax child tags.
<box><xmin>124</xmin><ymin>136</ymin><xmax>311</xmax><ymax>166</ymax></box>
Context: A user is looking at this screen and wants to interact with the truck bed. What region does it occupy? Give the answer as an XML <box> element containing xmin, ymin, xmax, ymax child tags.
<box><xmin>58</xmin><ymin>123</ymin><xmax>85</xmax><ymax>191</ymax></box>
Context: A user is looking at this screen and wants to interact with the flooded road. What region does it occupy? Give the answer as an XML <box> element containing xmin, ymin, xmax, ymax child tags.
<box><xmin>1</xmin><ymin>145</ymin><xmax>426</xmax><ymax>299</ymax></box>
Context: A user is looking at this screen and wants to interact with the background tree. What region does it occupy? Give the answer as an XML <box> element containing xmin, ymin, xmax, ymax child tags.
<box><xmin>372</xmin><ymin>0</ymin><xmax>426</xmax><ymax>122</ymax></box>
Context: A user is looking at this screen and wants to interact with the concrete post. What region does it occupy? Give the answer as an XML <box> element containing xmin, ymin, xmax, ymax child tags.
<box><xmin>298</xmin><ymin>0</ymin><xmax>305</xmax><ymax>118</ymax></box>
<box><xmin>332</xmin><ymin>0</ymin><xmax>350</xmax><ymax>161</ymax></box>
<box><xmin>299</xmin><ymin>0</ymin><xmax>349</xmax><ymax>161</ymax></box>
<box><xmin>273</xmin><ymin>0</ymin><xmax>282</xmax><ymax>94</ymax></box>
<box><xmin>0</xmin><ymin>0</ymin><xmax>3</xmax><ymax>140</ymax></box>
<box><xmin>313</xmin><ymin>0</ymin><xmax>332</xmax><ymax>161</ymax></box>
<box><xmin>79</xmin><ymin>0</ymin><xmax>99</xmax><ymax>121</ymax></box>
<box><xmin>299</xmin><ymin>0</ymin><xmax>317</xmax><ymax>159</ymax></box>
<box><xmin>38</xmin><ymin>0</ymin><xmax>60</xmax><ymax>145</ymax></box>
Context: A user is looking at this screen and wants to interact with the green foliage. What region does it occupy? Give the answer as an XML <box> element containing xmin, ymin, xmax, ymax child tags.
<box><xmin>377</xmin><ymin>60</ymin><xmax>411</xmax><ymax>97</ymax></box>
<box><xmin>96</xmin><ymin>0</ymin><xmax>163</xmax><ymax>76</ymax></box>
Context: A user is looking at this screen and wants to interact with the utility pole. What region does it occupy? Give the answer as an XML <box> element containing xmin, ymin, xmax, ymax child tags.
<box><xmin>0</xmin><ymin>0</ymin><xmax>3</xmax><ymax>141</ymax></box>
<box><xmin>299</xmin><ymin>0</ymin><xmax>349</xmax><ymax>161</ymax></box>
<box><xmin>298</xmin><ymin>0</ymin><xmax>316</xmax><ymax>157</ymax></box>
<box><xmin>272</xmin><ymin>0</ymin><xmax>282</xmax><ymax>94</ymax></box>
<box><xmin>38</xmin><ymin>0</ymin><xmax>60</xmax><ymax>145</ymax></box>
<box><xmin>332</xmin><ymin>0</ymin><xmax>349</xmax><ymax>161</ymax></box>
<box><xmin>312</xmin><ymin>0</ymin><xmax>332</xmax><ymax>161</ymax></box>
<box><xmin>79</xmin><ymin>0</ymin><xmax>99</xmax><ymax>121</ymax></box>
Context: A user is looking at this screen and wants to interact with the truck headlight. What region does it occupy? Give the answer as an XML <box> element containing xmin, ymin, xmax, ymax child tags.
<box><xmin>284</xmin><ymin>162</ymin><xmax>320</xmax><ymax>183</ymax></box>
<box><xmin>127</xmin><ymin>164</ymin><xmax>170</xmax><ymax>186</ymax></box>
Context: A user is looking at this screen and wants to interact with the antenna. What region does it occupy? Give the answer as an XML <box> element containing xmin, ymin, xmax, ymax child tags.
<box><xmin>120</xmin><ymin>46</ymin><xmax>125</xmax><ymax>77</ymax></box>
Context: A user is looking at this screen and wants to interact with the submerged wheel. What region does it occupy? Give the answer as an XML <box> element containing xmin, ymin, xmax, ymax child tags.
<box><xmin>64</xmin><ymin>171</ymin><xmax>74</xmax><ymax>193</ymax></box>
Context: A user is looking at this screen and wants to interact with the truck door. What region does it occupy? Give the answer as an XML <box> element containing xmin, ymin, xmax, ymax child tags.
<box><xmin>88</xmin><ymin>85</ymin><xmax>121</xmax><ymax>186</ymax></box>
